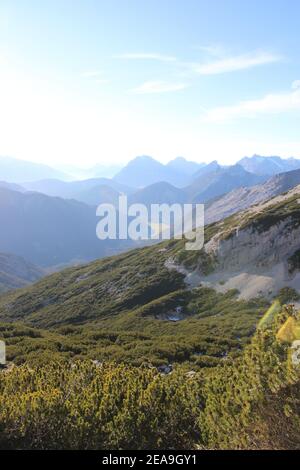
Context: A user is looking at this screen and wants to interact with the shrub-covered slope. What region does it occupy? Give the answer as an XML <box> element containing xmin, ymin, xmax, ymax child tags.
<box><xmin>0</xmin><ymin>287</ymin><xmax>268</xmax><ymax>368</ymax></box>
<box><xmin>0</xmin><ymin>303</ymin><xmax>299</xmax><ymax>450</ymax></box>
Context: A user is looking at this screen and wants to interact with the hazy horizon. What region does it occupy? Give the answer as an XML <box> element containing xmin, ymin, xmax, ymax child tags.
<box><xmin>2</xmin><ymin>152</ymin><xmax>300</xmax><ymax>174</ymax></box>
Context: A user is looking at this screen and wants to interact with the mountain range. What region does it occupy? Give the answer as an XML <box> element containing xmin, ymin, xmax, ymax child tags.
<box><xmin>113</xmin><ymin>154</ymin><xmax>300</xmax><ymax>188</ymax></box>
<box><xmin>237</xmin><ymin>154</ymin><xmax>300</xmax><ymax>175</ymax></box>
<box><xmin>2</xmin><ymin>153</ymin><xmax>300</xmax><ymax>187</ymax></box>
<box><xmin>1</xmin><ymin>153</ymin><xmax>300</xmax><ymax>271</ymax></box>
<box><xmin>126</xmin><ymin>164</ymin><xmax>267</xmax><ymax>208</ymax></box>
<box><xmin>21</xmin><ymin>160</ymin><xmax>268</xmax><ymax>208</ymax></box>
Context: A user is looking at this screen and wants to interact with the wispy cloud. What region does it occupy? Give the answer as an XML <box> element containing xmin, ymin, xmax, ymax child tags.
<box><xmin>131</xmin><ymin>80</ymin><xmax>188</xmax><ymax>94</ymax></box>
<box><xmin>116</xmin><ymin>48</ymin><xmax>281</xmax><ymax>95</ymax></box>
<box><xmin>117</xmin><ymin>50</ymin><xmax>281</xmax><ymax>76</ymax></box>
<box><xmin>203</xmin><ymin>82</ymin><xmax>300</xmax><ymax>122</ymax></box>
<box><xmin>190</xmin><ymin>51</ymin><xmax>281</xmax><ymax>75</ymax></box>
<box><xmin>115</xmin><ymin>53</ymin><xmax>177</xmax><ymax>62</ymax></box>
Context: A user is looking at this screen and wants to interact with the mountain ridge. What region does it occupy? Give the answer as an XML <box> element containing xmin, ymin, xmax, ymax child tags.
<box><xmin>185</xmin><ymin>164</ymin><xmax>266</xmax><ymax>203</ymax></box>
<box><xmin>205</xmin><ymin>168</ymin><xmax>300</xmax><ymax>224</ymax></box>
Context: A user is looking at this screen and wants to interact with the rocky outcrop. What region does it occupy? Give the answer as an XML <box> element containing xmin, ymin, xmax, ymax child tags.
<box><xmin>205</xmin><ymin>216</ymin><xmax>300</xmax><ymax>273</ymax></box>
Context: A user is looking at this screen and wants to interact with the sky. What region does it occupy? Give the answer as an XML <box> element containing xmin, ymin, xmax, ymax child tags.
<box><xmin>0</xmin><ymin>0</ymin><xmax>300</xmax><ymax>168</ymax></box>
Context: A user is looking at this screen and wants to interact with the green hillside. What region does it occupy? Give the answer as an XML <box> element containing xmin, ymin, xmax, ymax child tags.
<box><xmin>0</xmin><ymin>243</ymin><xmax>184</xmax><ymax>327</ymax></box>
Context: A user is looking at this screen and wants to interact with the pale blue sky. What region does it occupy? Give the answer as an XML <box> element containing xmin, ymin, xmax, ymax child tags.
<box><xmin>0</xmin><ymin>0</ymin><xmax>300</xmax><ymax>166</ymax></box>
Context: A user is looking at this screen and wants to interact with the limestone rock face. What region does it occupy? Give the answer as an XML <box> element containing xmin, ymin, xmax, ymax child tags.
<box><xmin>205</xmin><ymin>217</ymin><xmax>300</xmax><ymax>273</ymax></box>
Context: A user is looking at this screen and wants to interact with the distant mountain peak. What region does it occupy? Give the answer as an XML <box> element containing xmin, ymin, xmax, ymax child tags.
<box><xmin>131</xmin><ymin>155</ymin><xmax>157</xmax><ymax>163</ymax></box>
<box><xmin>238</xmin><ymin>154</ymin><xmax>300</xmax><ymax>176</ymax></box>
<box><xmin>113</xmin><ymin>155</ymin><xmax>191</xmax><ymax>187</ymax></box>
<box><xmin>166</xmin><ymin>157</ymin><xmax>205</xmax><ymax>176</ymax></box>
